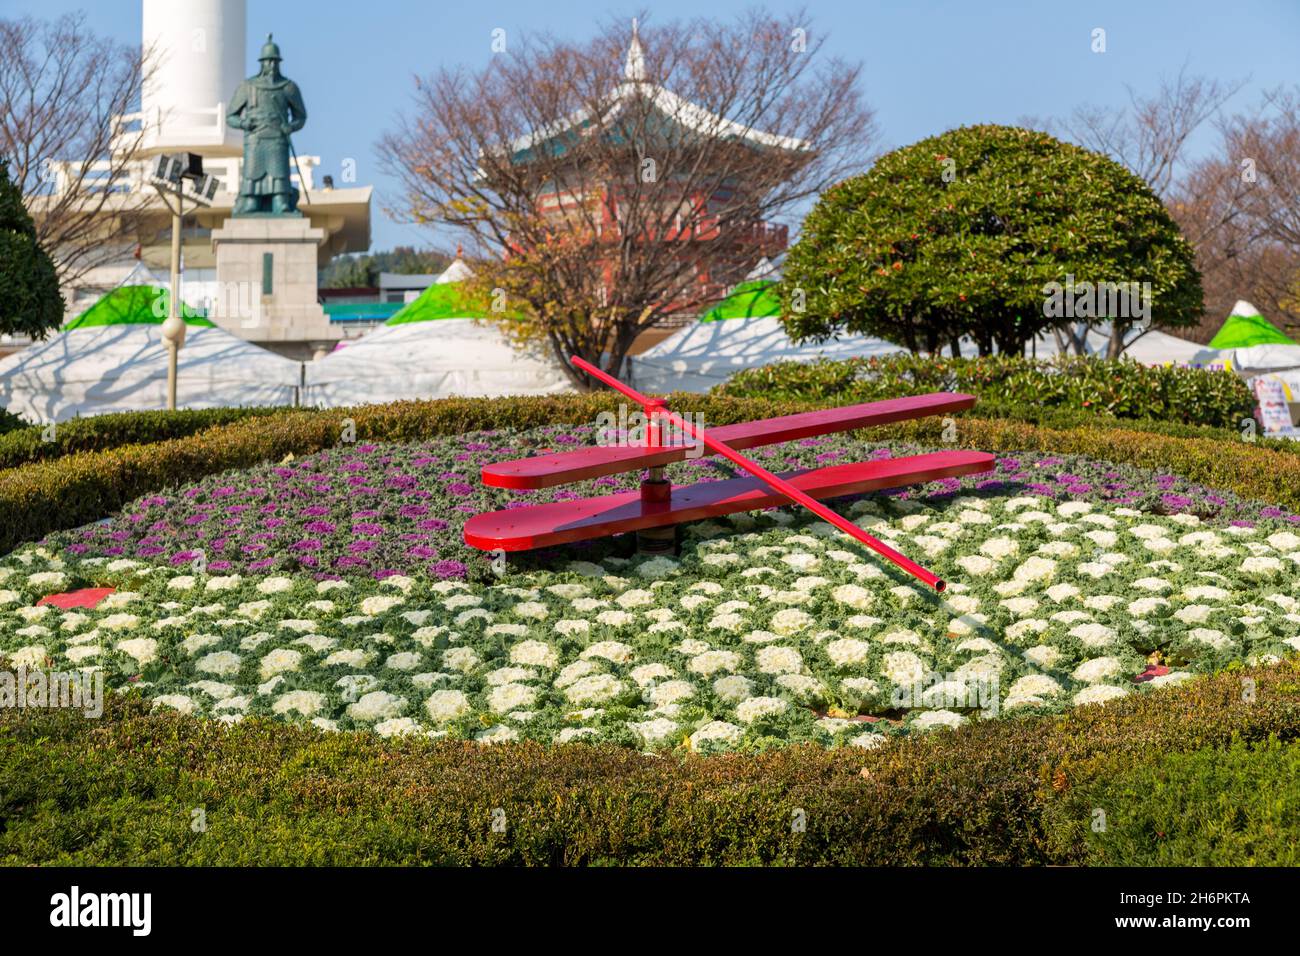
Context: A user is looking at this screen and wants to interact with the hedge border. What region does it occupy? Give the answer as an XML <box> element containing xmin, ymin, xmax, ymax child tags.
<box><xmin>4</xmin><ymin>390</ymin><xmax>1299</xmax><ymax>477</ymax></box>
<box><xmin>1</xmin><ymin>660</ymin><xmax>1296</xmax><ymax>865</ymax></box>
<box><xmin>716</xmin><ymin>354</ymin><xmax>1256</xmax><ymax>429</ymax></box>
<box><xmin>0</xmin><ymin>405</ymin><xmax>296</xmax><ymax>472</ymax></box>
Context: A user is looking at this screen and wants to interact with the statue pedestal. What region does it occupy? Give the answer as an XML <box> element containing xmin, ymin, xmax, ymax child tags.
<box><xmin>211</xmin><ymin>216</ymin><xmax>339</xmax><ymax>354</ymax></box>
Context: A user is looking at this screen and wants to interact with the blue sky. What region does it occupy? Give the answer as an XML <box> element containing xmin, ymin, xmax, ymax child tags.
<box><xmin>4</xmin><ymin>0</ymin><xmax>1298</xmax><ymax>251</ymax></box>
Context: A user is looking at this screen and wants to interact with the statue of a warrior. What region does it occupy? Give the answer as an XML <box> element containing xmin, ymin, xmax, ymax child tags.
<box><xmin>227</xmin><ymin>35</ymin><xmax>307</xmax><ymax>215</ymax></box>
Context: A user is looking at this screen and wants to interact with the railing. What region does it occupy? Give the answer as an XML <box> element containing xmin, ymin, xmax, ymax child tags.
<box><xmin>113</xmin><ymin>104</ymin><xmax>231</xmax><ymax>152</ymax></box>
<box><xmin>39</xmin><ymin>152</ymin><xmax>320</xmax><ymax>198</ymax></box>
<box><xmin>691</xmin><ymin>219</ymin><xmax>788</xmax><ymax>245</ymax></box>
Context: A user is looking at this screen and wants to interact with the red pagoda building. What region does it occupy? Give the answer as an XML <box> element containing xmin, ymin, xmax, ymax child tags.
<box><xmin>495</xmin><ymin>21</ymin><xmax>807</xmax><ymax>314</ymax></box>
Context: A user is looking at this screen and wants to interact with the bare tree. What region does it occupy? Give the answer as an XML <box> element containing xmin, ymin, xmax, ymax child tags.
<box><xmin>1168</xmin><ymin>87</ymin><xmax>1300</xmax><ymax>339</ymax></box>
<box><xmin>1054</xmin><ymin>66</ymin><xmax>1247</xmax><ymax>198</ymax></box>
<box><xmin>379</xmin><ymin>11</ymin><xmax>875</xmax><ymax>384</ymax></box>
<box><xmin>1224</xmin><ymin>88</ymin><xmax>1300</xmax><ymax>253</ymax></box>
<box><xmin>0</xmin><ymin>13</ymin><xmax>153</xmax><ymax>287</ymax></box>
<box><xmin>1028</xmin><ymin>67</ymin><xmax>1247</xmax><ymax>354</ymax></box>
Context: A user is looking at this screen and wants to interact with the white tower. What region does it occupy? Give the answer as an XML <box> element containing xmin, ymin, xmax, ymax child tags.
<box><xmin>140</xmin><ymin>0</ymin><xmax>246</xmax><ymax>157</ymax></box>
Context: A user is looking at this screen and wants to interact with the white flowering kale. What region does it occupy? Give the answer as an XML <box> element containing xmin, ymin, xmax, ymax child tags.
<box><xmin>3</xmin><ymin>477</ymin><xmax>1298</xmax><ymax>753</ymax></box>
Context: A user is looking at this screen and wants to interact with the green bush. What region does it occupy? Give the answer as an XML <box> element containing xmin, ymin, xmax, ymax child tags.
<box><xmin>1071</xmin><ymin>738</ymin><xmax>1300</xmax><ymax>866</ymax></box>
<box><xmin>717</xmin><ymin>355</ymin><xmax>1255</xmax><ymax>429</ymax></box>
<box><xmin>0</xmin><ymin>405</ymin><xmax>297</xmax><ymax>471</ymax></box>
<box><xmin>0</xmin><ymin>407</ymin><xmax>25</xmax><ymax>435</ymax></box>
<box><xmin>1</xmin><ymin>661</ymin><xmax>1297</xmax><ymax>865</ymax></box>
<box><xmin>780</xmin><ymin>124</ymin><xmax>1203</xmax><ymax>354</ymax></box>
<box><xmin>0</xmin><ymin>358</ymin><xmax>1264</xmax><ymax>475</ymax></box>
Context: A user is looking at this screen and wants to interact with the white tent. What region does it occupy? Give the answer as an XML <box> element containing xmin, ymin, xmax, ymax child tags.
<box><xmin>1186</xmin><ymin>301</ymin><xmax>1300</xmax><ymax>372</ymax></box>
<box><xmin>1023</xmin><ymin>324</ymin><xmax>1209</xmax><ymax>365</ymax></box>
<box><xmin>1206</xmin><ymin>343</ymin><xmax>1300</xmax><ymax>373</ymax></box>
<box><xmin>627</xmin><ymin>316</ymin><xmax>907</xmax><ymax>394</ymax></box>
<box><xmin>119</xmin><ymin>259</ymin><xmax>166</xmax><ymax>287</ymax></box>
<box><xmin>0</xmin><ymin>324</ymin><xmax>304</xmax><ymax>423</ymax></box>
<box><xmin>302</xmin><ymin>320</ymin><xmax>571</xmax><ymax>406</ymax></box>
<box><xmin>1120</xmin><ymin>330</ymin><xmax>1216</xmax><ymax>366</ymax></box>
<box><xmin>435</xmin><ymin>256</ymin><xmax>475</xmax><ymax>284</ymax></box>
<box><xmin>1179</xmin><ymin>302</ymin><xmax>1300</xmax><ymax>403</ymax></box>
<box><xmin>744</xmin><ymin>257</ymin><xmax>780</xmax><ymax>282</ymax></box>
<box><xmin>1222</xmin><ymin>357</ymin><xmax>1300</xmax><ymax>409</ymax></box>
<box><xmin>628</xmin><ymin>313</ymin><xmax>1220</xmax><ymax>395</ymax></box>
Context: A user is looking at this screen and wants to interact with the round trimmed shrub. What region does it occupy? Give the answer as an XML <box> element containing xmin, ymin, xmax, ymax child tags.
<box><xmin>781</xmin><ymin>124</ymin><xmax>1203</xmax><ymax>355</ymax></box>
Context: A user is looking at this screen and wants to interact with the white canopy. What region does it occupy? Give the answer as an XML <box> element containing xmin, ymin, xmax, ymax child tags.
<box><xmin>1213</xmin><ymin>350</ymin><xmax>1300</xmax><ymax>405</ymax></box>
<box><xmin>435</xmin><ymin>257</ymin><xmax>475</xmax><ymax>284</ymax></box>
<box><xmin>1183</xmin><ymin>300</ymin><xmax>1300</xmax><ymax>372</ymax></box>
<box><xmin>1023</xmin><ymin>325</ymin><xmax>1210</xmax><ymax>365</ymax></box>
<box><xmin>0</xmin><ymin>325</ymin><xmax>304</xmax><ymax>423</ymax></box>
<box><xmin>302</xmin><ymin>320</ymin><xmax>571</xmax><ymax>406</ymax></box>
<box><xmin>745</xmin><ymin>257</ymin><xmax>780</xmax><ymax>282</ymax></box>
<box><xmin>119</xmin><ymin>260</ymin><xmax>166</xmax><ymax>287</ymax></box>
<box><xmin>630</xmin><ymin>315</ymin><xmax>1218</xmax><ymax>395</ymax></box>
<box><xmin>627</xmin><ymin>316</ymin><xmax>907</xmax><ymax>393</ymax></box>
<box><xmin>1120</xmin><ymin>330</ymin><xmax>1215</xmax><ymax>365</ymax></box>
<box><xmin>1213</xmin><ymin>343</ymin><xmax>1300</xmax><ymax>373</ymax></box>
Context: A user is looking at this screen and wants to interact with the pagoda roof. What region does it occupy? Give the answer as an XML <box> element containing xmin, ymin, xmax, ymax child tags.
<box><xmin>504</xmin><ymin>23</ymin><xmax>810</xmax><ymax>165</ymax></box>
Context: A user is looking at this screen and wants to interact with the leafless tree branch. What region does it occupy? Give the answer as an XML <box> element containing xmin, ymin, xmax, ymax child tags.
<box><xmin>0</xmin><ymin>13</ymin><xmax>155</xmax><ymax>287</ymax></box>
<box><xmin>378</xmin><ymin>10</ymin><xmax>876</xmax><ymax>382</ymax></box>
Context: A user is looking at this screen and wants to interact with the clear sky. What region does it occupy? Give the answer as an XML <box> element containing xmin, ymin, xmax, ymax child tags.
<box><xmin>3</xmin><ymin>0</ymin><xmax>1297</xmax><ymax>252</ymax></box>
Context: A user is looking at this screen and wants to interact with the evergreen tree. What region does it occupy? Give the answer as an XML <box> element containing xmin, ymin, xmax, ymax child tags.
<box><xmin>783</xmin><ymin>125</ymin><xmax>1203</xmax><ymax>356</ymax></box>
<box><xmin>0</xmin><ymin>158</ymin><xmax>64</xmax><ymax>338</ymax></box>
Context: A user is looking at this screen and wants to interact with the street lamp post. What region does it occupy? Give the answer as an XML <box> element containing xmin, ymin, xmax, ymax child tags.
<box><xmin>161</xmin><ymin>190</ymin><xmax>187</xmax><ymax>410</ymax></box>
<box><xmin>150</xmin><ymin>153</ymin><xmax>219</xmax><ymax>411</ymax></box>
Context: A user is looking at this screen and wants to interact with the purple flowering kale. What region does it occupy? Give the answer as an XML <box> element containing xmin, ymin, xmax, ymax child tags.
<box><xmin>51</xmin><ymin>424</ymin><xmax>1291</xmax><ymax>582</ymax></box>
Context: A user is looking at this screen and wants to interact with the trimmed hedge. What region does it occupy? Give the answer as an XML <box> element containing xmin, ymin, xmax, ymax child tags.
<box><xmin>1</xmin><ymin>661</ymin><xmax>1297</xmax><ymax>865</ymax></box>
<box><xmin>1073</xmin><ymin>738</ymin><xmax>1300</xmax><ymax>866</ymax></box>
<box><xmin>717</xmin><ymin>355</ymin><xmax>1255</xmax><ymax>429</ymax></box>
<box><xmin>0</xmin><ymin>376</ymin><xmax>1289</xmax><ymax>479</ymax></box>
<box><xmin>0</xmin><ymin>405</ymin><xmax>295</xmax><ymax>471</ymax></box>
<box><xmin>6</xmin><ymin>395</ymin><xmax>1300</xmax><ymax>557</ymax></box>
<box><xmin>954</xmin><ymin>402</ymin><xmax>1276</xmax><ymax>447</ymax></box>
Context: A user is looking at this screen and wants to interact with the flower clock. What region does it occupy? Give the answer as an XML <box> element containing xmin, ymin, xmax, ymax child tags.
<box><xmin>3</xmin><ymin>423</ymin><xmax>1299</xmax><ymax>753</ymax></box>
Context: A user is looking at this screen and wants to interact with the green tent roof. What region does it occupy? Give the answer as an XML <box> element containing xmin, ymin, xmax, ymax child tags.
<box><xmin>385</xmin><ymin>281</ymin><xmax>525</xmax><ymax>325</ymax></box>
<box><xmin>1207</xmin><ymin>300</ymin><xmax>1295</xmax><ymax>349</ymax></box>
<box><xmin>700</xmin><ymin>280</ymin><xmax>783</xmax><ymax>323</ymax></box>
<box><xmin>63</xmin><ymin>285</ymin><xmax>213</xmax><ymax>331</ymax></box>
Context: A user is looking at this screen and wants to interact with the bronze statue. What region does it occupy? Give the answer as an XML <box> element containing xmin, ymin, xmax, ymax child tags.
<box><xmin>227</xmin><ymin>35</ymin><xmax>307</xmax><ymax>216</ymax></box>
